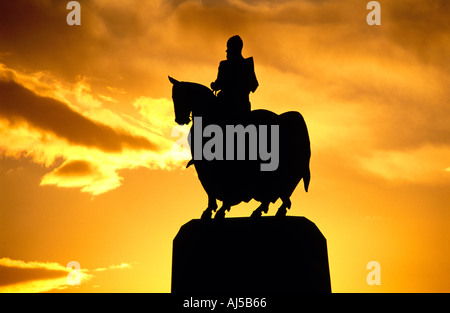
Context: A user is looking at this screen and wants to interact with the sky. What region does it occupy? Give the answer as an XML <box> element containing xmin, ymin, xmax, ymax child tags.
<box><xmin>0</xmin><ymin>0</ymin><xmax>449</xmax><ymax>293</ymax></box>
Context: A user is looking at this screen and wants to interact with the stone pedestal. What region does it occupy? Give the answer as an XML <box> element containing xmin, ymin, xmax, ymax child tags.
<box><xmin>172</xmin><ymin>216</ymin><xmax>331</xmax><ymax>293</ymax></box>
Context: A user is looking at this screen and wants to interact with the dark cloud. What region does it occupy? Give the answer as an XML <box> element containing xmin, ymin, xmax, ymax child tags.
<box><xmin>0</xmin><ymin>0</ymin><xmax>354</xmax><ymax>95</ymax></box>
<box><xmin>1</xmin><ymin>0</ymin><xmax>448</xmax><ymax>83</ymax></box>
<box><xmin>53</xmin><ymin>160</ymin><xmax>93</xmax><ymax>176</ymax></box>
<box><xmin>384</xmin><ymin>0</ymin><xmax>450</xmax><ymax>70</ymax></box>
<box><xmin>0</xmin><ymin>265</ymin><xmax>67</xmax><ymax>287</ymax></box>
<box><xmin>0</xmin><ymin>0</ymin><xmax>448</xmax><ymax>153</ymax></box>
<box><xmin>0</xmin><ymin>79</ymin><xmax>158</xmax><ymax>152</ymax></box>
<box><xmin>0</xmin><ymin>0</ymin><xmax>205</xmax><ymax>97</ymax></box>
<box><xmin>0</xmin><ymin>1</ymin><xmax>94</xmax><ymax>78</ymax></box>
<box><xmin>326</xmin><ymin>69</ymin><xmax>450</xmax><ymax>151</ymax></box>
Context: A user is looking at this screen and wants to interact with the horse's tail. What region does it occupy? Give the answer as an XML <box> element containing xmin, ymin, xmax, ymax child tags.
<box><xmin>303</xmin><ymin>166</ymin><xmax>310</xmax><ymax>192</ymax></box>
<box><xmin>285</xmin><ymin>110</ymin><xmax>311</xmax><ymax>193</ymax></box>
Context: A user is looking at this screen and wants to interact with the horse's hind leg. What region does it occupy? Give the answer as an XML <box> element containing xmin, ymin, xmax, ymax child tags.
<box><xmin>214</xmin><ymin>201</ymin><xmax>232</xmax><ymax>219</ymax></box>
<box><xmin>275</xmin><ymin>197</ymin><xmax>291</xmax><ymax>217</ymax></box>
<box><xmin>250</xmin><ymin>201</ymin><xmax>270</xmax><ymax>218</ymax></box>
<box><xmin>201</xmin><ymin>194</ymin><xmax>218</xmax><ymax>220</ymax></box>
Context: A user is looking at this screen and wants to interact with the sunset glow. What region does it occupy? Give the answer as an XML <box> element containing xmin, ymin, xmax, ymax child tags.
<box><xmin>1</xmin><ymin>0</ymin><xmax>449</xmax><ymax>293</ymax></box>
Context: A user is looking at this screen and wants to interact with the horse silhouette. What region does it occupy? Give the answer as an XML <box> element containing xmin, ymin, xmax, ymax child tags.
<box><xmin>169</xmin><ymin>76</ymin><xmax>311</xmax><ymax>219</ymax></box>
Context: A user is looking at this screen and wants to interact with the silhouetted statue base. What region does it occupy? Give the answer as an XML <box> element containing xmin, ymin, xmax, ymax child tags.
<box><xmin>172</xmin><ymin>216</ymin><xmax>331</xmax><ymax>293</ymax></box>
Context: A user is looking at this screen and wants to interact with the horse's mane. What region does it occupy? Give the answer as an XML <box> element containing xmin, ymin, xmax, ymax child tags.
<box><xmin>182</xmin><ymin>82</ymin><xmax>214</xmax><ymax>98</ymax></box>
<box><xmin>173</xmin><ymin>81</ymin><xmax>217</xmax><ymax>121</ymax></box>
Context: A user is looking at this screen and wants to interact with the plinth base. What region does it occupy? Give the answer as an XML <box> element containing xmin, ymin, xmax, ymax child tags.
<box><xmin>172</xmin><ymin>216</ymin><xmax>331</xmax><ymax>293</ymax></box>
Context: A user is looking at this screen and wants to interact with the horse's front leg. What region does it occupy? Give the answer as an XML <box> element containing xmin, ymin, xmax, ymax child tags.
<box><xmin>275</xmin><ymin>197</ymin><xmax>292</xmax><ymax>217</ymax></box>
<box><xmin>200</xmin><ymin>194</ymin><xmax>218</xmax><ymax>220</ymax></box>
<box><xmin>250</xmin><ymin>201</ymin><xmax>270</xmax><ymax>218</ymax></box>
<box><xmin>214</xmin><ymin>201</ymin><xmax>232</xmax><ymax>219</ymax></box>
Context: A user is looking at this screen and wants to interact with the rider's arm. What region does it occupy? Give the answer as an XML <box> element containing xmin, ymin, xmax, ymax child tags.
<box><xmin>246</xmin><ymin>57</ymin><xmax>259</xmax><ymax>93</ymax></box>
<box><xmin>211</xmin><ymin>61</ymin><xmax>226</xmax><ymax>91</ymax></box>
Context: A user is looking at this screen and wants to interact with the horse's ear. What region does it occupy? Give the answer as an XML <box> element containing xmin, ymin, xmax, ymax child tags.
<box><xmin>168</xmin><ymin>76</ymin><xmax>179</xmax><ymax>85</ymax></box>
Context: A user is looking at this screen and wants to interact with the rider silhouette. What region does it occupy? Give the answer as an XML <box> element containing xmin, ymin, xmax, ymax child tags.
<box><xmin>211</xmin><ymin>35</ymin><xmax>259</xmax><ymax>121</ymax></box>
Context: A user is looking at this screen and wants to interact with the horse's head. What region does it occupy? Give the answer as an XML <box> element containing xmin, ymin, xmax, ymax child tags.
<box><xmin>169</xmin><ymin>76</ymin><xmax>191</xmax><ymax>125</ymax></box>
<box><xmin>169</xmin><ymin>76</ymin><xmax>215</xmax><ymax>125</ymax></box>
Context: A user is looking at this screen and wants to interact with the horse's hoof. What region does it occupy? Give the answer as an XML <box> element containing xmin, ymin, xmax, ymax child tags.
<box><xmin>214</xmin><ymin>210</ymin><xmax>226</xmax><ymax>220</ymax></box>
<box><xmin>250</xmin><ymin>210</ymin><xmax>262</xmax><ymax>218</ymax></box>
<box><xmin>201</xmin><ymin>210</ymin><xmax>212</xmax><ymax>220</ymax></box>
<box><xmin>275</xmin><ymin>207</ymin><xmax>287</xmax><ymax>217</ymax></box>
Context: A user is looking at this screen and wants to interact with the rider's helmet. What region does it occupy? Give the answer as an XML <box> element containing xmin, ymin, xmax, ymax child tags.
<box><xmin>226</xmin><ymin>35</ymin><xmax>243</xmax><ymax>53</ymax></box>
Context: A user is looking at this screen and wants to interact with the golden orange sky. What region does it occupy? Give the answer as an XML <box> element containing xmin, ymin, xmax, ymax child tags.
<box><xmin>0</xmin><ymin>0</ymin><xmax>449</xmax><ymax>293</ymax></box>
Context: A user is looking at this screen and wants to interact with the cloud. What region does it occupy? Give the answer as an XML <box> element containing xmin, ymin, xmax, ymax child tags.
<box><xmin>0</xmin><ymin>78</ymin><xmax>157</xmax><ymax>153</ymax></box>
<box><xmin>40</xmin><ymin>159</ymin><xmax>123</xmax><ymax>195</ymax></box>
<box><xmin>1</xmin><ymin>0</ymin><xmax>448</xmax><ymax>90</ymax></box>
<box><xmin>0</xmin><ymin>0</ymin><xmax>448</xmax><ymax>190</ymax></box>
<box><xmin>358</xmin><ymin>145</ymin><xmax>450</xmax><ymax>183</ymax></box>
<box><xmin>51</xmin><ymin>160</ymin><xmax>94</xmax><ymax>176</ymax></box>
<box><xmin>162</xmin><ymin>0</ymin><xmax>450</xmax><ymax>155</ymax></box>
<box><xmin>93</xmin><ymin>262</ymin><xmax>132</xmax><ymax>272</ymax></box>
<box><xmin>0</xmin><ymin>258</ymin><xmax>92</xmax><ymax>293</ymax></box>
<box><xmin>0</xmin><ymin>64</ymin><xmax>185</xmax><ymax>194</ymax></box>
<box><xmin>0</xmin><ymin>258</ymin><xmax>133</xmax><ymax>293</ymax></box>
<box><xmin>383</xmin><ymin>0</ymin><xmax>450</xmax><ymax>70</ymax></box>
<box><xmin>133</xmin><ymin>97</ymin><xmax>175</xmax><ymax>135</ymax></box>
